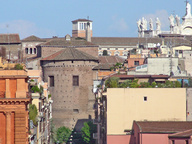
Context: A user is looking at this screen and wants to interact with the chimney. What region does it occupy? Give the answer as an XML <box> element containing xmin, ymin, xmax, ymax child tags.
<box><xmin>86</xmin><ymin>22</ymin><xmax>91</xmax><ymax>42</ymax></box>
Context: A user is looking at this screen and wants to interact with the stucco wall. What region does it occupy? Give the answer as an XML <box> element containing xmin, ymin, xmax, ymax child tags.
<box><xmin>107</xmin><ymin>88</ymin><xmax>186</xmax><ymax>135</ymax></box>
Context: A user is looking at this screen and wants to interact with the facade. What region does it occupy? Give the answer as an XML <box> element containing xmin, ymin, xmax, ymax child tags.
<box><xmin>0</xmin><ymin>69</ymin><xmax>31</xmax><ymax>144</ymax></box>
<box><xmin>72</xmin><ymin>19</ymin><xmax>93</xmax><ymax>38</ymax></box>
<box><xmin>21</xmin><ymin>35</ymin><xmax>46</xmax><ymax>60</ymax></box>
<box><xmin>27</xmin><ymin>70</ymin><xmax>53</xmax><ymax>144</ymax></box>
<box><xmin>133</xmin><ymin>121</ymin><xmax>192</xmax><ymax>144</ymax></box>
<box><xmin>0</xmin><ymin>34</ymin><xmax>21</xmax><ymax>61</ymax></box>
<box><xmin>105</xmin><ymin>88</ymin><xmax>186</xmax><ymax>144</ymax></box>
<box><xmin>128</xmin><ymin>57</ymin><xmax>187</xmax><ymax>76</ymax></box>
<box><xmin>41</xmin><ymin>48</ymin><xmax>99</xmax><ymax>128</ymax></box>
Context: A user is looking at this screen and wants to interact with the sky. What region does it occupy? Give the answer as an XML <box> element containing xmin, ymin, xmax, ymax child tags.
<box><xmin>0</xmin><ymin>0</ymin><xmax>188</xmax><ymax>39</ymax></box>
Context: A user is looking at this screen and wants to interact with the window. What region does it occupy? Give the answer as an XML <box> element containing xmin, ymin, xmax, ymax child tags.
<box><xmin>144</xmin><ymin>96</ymin><xmax>147</xmax><ymax>101</ymax></box>
<box><xmin>134</xmin><ymin>61</ymin><xmax>139</xmax><ymax>66</ymax></box>
<box><xmin>179</xmin><ymin>50</ymin><xmax>183</xmax><ymax>54</ymax></box>
<box><xmin>25</xmin><ymin>48</ymin><xmax>28</xmax><ymax>54</ymax></box>
<box><xmin>34</xmin><ymin>48</ymin><xmax>37</xmax><ymax>54</ymax></box>
<box><xmin>30</xmin><ymin>48</ymin><xmax>32</xmax><ymax>54</ymax></box>
<box><xmin>172</xmin><ymin>140</ymin><xmax>175</xmax><ymax>144</ymax></box>
<box><xmin>73</xmin><ymin>76</ymin><xmax>79</xmax><ymax>86</ymax></box>
<box><xmin>49</xmin><ymin>76</ymin><xmax>54</xmax><ymax>87</ymax></box>
<box><xmin>186</xmin><ymin>140</ymin><xmax>189</xmax><ymax>144</ymax></box>
<box><xmin>73</xmin><ymin>109</ymin><xmax>79</xmax><ymax>113</ymax></box>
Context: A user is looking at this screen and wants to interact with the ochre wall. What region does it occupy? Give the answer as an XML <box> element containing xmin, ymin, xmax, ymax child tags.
<box><xmin>107</xmin><ymin>88</ymin><xmax>186</xmax><ymax>135</ymax></box>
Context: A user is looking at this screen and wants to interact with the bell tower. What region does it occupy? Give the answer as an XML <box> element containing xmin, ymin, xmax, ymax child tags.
<box><xmin>72</xmin><ymin>18</ymin><xmax>93</xmax><ymax>38</ymax></box>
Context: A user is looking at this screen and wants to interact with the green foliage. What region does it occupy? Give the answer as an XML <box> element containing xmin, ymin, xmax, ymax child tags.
<box><xmin>31</xmin><ymin>85</ymin><xmax>41</xmax><ymax>93</ymax></box>
<box><xmin>185</xmin><ymin>78</ymin><xmax>192</xmax><ymax>88</ymax></box>
<box><xmin>29</xmin><ymin>104</ymin><xmax>38</xmax><ymax>126</ymax></box>
<box><xmin>105</xmin><ymin>77</ymin><xmax>120</xmax><ymax>90</ymax></box>
<box><xmin>48</xmin><ymin>94</ymin><xmax>51</xmax><ymax>99</ymax></box>
<box><xmin>81</xmin><ymin>121</ymin><xmax>97</xmax><ymax>144</ymax></box>
<box><xmin>14</xmin><ymin>64</ymin><xmax>23</xmax><ymax>70</ymax></box>
<box><xmin>103</xmin><ymin>50</ymin><xmax>108</xmax><ymax>56</ymax></box>
<box><xmin>104</xmin><ymin>77</ymin><xmax>181</xmax><ymax>89</ymax></box>
<box><xmin>56</xmin><ymin>126</ymin><xmax>72</xmax><ymax>144</ymax></box>
<box><xmin>151</xmin><ymin>82</ymin><xmax>157</xmax><ymax>88</ymax></box>
<box><xmin>139</xmin><ymin>82</ymin><xmax>151</xmax><ymax>88</ymax></box>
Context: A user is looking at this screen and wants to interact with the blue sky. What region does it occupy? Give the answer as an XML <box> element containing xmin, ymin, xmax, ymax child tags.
<box><xmin>0</xmin><ymin>0</ymin><xmax>187</xmax><ymax>39</ymax></box>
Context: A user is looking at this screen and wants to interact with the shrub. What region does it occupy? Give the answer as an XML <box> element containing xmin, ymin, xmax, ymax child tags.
<box><xmin>14</xmin><ymin>64</ymin><xmax>23</xmax><ymax>70</ymax></box>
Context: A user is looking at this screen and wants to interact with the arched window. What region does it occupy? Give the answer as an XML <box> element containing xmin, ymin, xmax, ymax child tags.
<box><xmin>123</xmin><ymin>51</ymin><xmax>128</xmax><ymax>56</ymax></box>
<box><xmin>34</xmin><ymin>48</ymin><xmax>37</xmax><ymax>54</ymax></box>
<box><xmin>114</xmin><ymin>51</ymin><xmax>120</xmax><ymax>56</ymax></box>
<box><xmin>25</xmin><ymin>48</ymin><xmax>28</xmax><ymax>54</ymax></box>
<box><xmin>30</xmin><ymin>48</ymin><xmax>32</xmax><ymax>54</ymax></box>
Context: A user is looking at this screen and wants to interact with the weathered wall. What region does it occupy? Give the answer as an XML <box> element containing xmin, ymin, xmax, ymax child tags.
<box><xmin>187</xmin><ymin>88</ymin><xmax>192</xmax><ymax>121</ymax></box>
<box><xmin>42</xmin><ymin>60</ymin><xmax>98</xmax><ymax>128</ymax></box>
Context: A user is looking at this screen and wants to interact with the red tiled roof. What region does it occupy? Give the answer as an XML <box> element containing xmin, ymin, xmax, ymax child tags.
<box><xmin>41</xmin><ymin>47</ymin><xmax>98</xmax><ymax>61</ymax></box>
<box><xmin>40</xmin><ymin>37</ymin><xmax>96</xmax><ymax>47</ymax></box>
<box><xmin>169</xmin><ymin>129</ymin><xmax>192</xmax><ymax>138</ymax></box>
<box><xmin>135</xmin><ymin>121</ymin><xmax>192</xmax><ymax>133</ymax></box>
<box><xmin>110</xmin><ymin>74</ymin><xmax>169</xmax><ymax>79</ymax></box>
<box><xmin>99</xmin><ymin>56</ymin><xmax>125</xmax><ymax>64</ymax></box>
<box><xmin>0</xmin><ymin>34</ymin><xmax>20</xmax><ymax>43</ymax></box>
<box><xmin>22</xmin><ymin>35</ymin><xmax>46</xmax><ymax>42</ymax></box>
<box><xmin>91</xmin><ymin>37</ymin><xmax>190</xmax><ymax>46</ymax></box>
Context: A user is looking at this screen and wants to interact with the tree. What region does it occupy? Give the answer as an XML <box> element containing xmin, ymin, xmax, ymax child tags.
<box><xmin>102</xmin><ymin>50</ymin><xmax>108</xmax><ymax>56</ymax></box>
<box><xmin>81</xmin><ymin>121</ymin><xmax>97</xmax><ymax>144</ymax></box>
<box><xmin>29</xmin><ymin>104</ymin><xmax>38</xmax><ymax>126</ymax></box>
<box><xmin>56</xmin><ymin>126</ymin><xmax>72</xmax><ymax>144</ymax></box>
<box><xmin>104</xmin><ymin>77</ymin><xmax>119</xmax><ymax>91</ymax></box>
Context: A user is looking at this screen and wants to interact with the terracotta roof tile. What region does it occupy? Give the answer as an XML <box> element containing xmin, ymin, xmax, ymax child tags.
<box><xmin>0</xmin><ymin>34</ymin><xmax>20</xmax><ymax>43</ymax></box>
<box><xmin>136</xmin><ymin>121</ymin><xmax>192</xmax><ymax>133</ymax></box>
<box><xmin>41</xmin><ymin>47</ymin><xmax>98</xmax><ymax>61</ymax></box>
<box><xmin>91</xmin><ymin>37</ymin><xmax>190</xmax><ymax>46</ymax></box>
<box><xmin>40</xmin><ymin>37</ymin><xmax>97</xmax><ymax>47</ymax></box>
<box><xmin>169</xmin><ymin>129</ymin><xmax>192</xmax><ymax>138</ymax></box>
<box><xmin>22</xmin><ymin>35</ymin><xmax>46</xmax><ymax>42</ymax></box>
<box><xmin>99</xmin><ymin>56</ymin><xmax>125</xmax><ymax>64</ymax></box>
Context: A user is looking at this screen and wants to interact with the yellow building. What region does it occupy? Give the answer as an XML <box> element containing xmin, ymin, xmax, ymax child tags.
<box><xmin>107</xmin><ymin>88</ymin><xmax>186</xmax><ymax>135</ymax></box>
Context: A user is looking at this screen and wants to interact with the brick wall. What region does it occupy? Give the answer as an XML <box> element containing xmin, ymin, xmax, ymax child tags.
<box><xmin>42</xmin><ymin>60</ymin><xmax>98</xmax><ymax>128</ymax></box>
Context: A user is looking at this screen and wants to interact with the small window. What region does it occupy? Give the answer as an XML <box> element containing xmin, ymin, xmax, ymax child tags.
<box><xmin>30</xmin><ymin>48</ymin><xmax>33</xmax><ymax>54</ymax></box>
<box><xmin>124</xmin><ymin>48</ymin><xmax>126</xmax><ymax>50</ymax></box>
<box><xmin>186</xmin><ymin>140</ymin><xmax>189</xmax><ymax>144</ymax></box>
<box><xmin>172</xmin><ymin>140</ymin><xmax>175</xmax><ymax>144</ymax></box>
<box><xmin>25</xmin><ymin>48</ymin><xmax>28</xmax><ymax>54</ymax></box>
<box><xmin>73</xmin><ymin>76</ymin><xmax>79</xmax><ymax>86</ymax></box>
<box><xmin>34</xmin><ymin>48</ymin><xmax>37</xmax><ymax>54</ymax></box>
<box><xmin>73</xmin><ymin>109</ymin><xmax>79</xmax><ymax>113</ymax></box>
<box><xmin>179</xmin><ymin>50</ymin><xmax>182</xmax><ymax>54</ymax></box>
<box><xmin>49</xmin><ymin>76</ymin><xmax>54</xmax><ymax>87</ymax></box>
<box><xmin>134</xmin><ymin>61</ymin><xmax>139</xmax><ymax>66</ymax></box>
<box><xmin>144</xmin><ymin>96</ymin><xmax>147</xmax><ymax>101</ymax></box>
<box><xmin>116</xmin><ymin>48</ymin><xmax>118</xmax><ymax>50</ymax></box>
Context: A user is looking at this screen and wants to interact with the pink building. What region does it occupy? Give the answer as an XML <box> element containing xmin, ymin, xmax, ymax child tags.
<box><xmin>133</xmin><ymin>121</ymin><xmax>192</xmax><ymax>144</ymax></box>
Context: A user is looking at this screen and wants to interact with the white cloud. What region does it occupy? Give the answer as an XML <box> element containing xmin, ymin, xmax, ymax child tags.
<box><xmin>0</xmin><ymin>20</ymin><xmax>56</xmax><ymax>39</ymax></box>
<box><xmin>141</xmin><ymin>10</ymin><xmax>170</xmax><ymax>31</ymax></box>
<box><xmin>109</xmin><ymin>15</ymin><xmax>129</xmax><ymax>32</ymax></box>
